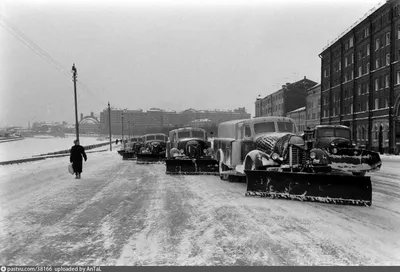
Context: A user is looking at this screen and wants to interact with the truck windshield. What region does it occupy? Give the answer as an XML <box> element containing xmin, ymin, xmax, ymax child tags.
<box><xmin>192</xmin><ymin>131</ymin><xmax>205</xmax><ymax>138</ymax></box>
<box><xmin>254</xmin><ymin>122</ymin><xmax>275</xmax><ymax>134</ymax></box>
<box><xmin>178</xmin><ymin>131</ymin><xmax>191</xmax><ymax>138</ymax></box>
<box><xmin>155</xmin><ymin>135</ymin><xmax>165</xmax><ymax>140</ymax></box>
<box><xmin>146</xmin><ymin>135</ymin><xmax>156</xmax><ymax>141</ymax></box>
<box><xmin>277</xmin><ymin>122</ymin><xmax>294</xmax><ymax>133</ymax></box>
<box><xmin>317</xmin><ymin>128</ymin><xmax>350</xmax><ymax>139</ymax></box>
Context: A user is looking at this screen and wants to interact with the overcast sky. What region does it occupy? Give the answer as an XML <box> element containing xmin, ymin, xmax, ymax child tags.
<box><xmin>0</xmin><ymin>0</ymin><xmax>383</xmax><ymax>127</ymax></box>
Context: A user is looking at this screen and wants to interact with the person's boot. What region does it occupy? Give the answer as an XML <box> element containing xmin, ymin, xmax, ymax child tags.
<box><xmin>78</xmin><ymin>173</ymin><xmax>81</xmax><ymax>179</ymax></box>
<box><xmin>75</xmin><ymin>173</ymin><xmax>79</xmax><ymax>179</ymax></box>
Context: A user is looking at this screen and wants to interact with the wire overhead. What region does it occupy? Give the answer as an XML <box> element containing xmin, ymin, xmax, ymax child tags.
<box><xmin>0</xmin><ymin>13</ymin><xmax>107</xmax><ymax>107</ymax></box>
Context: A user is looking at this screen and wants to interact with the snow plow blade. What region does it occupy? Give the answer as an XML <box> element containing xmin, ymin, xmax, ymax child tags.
<box><xmin>329</xmin><ymin>149</ymin><xmax>382</xmax><ymax>173</ymax></box>
<box><xmin>122</xmin><ymin>152</ymin><xmax>136</xmax><ymax>160</ymax></box>
<box><xmin>244</xmin><ymin>170</ymin><xmax>372</xmax><ymax>206</ymax></box>
<box><xmin>136</xmin><ymin>154</ymin><xmax>165</xmax><ymax>164</ymax></box>
<box><xmin>165</xmin><ymin>159</ymin><xmax>219</xmax><ymax>175</ymax></box>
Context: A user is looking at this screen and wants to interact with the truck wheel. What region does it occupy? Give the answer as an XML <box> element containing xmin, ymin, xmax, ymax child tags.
<box><xmin>219</xmin><ymin>159</ymin><xmax>229</xmax><ymax>181</ymax></box>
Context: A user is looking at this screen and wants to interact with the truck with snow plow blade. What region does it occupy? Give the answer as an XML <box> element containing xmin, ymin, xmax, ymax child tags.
<box><xmin>165</xmin><ymin>127</ymin><xmax>219</xmax><ymax>175</ymax></box>
<box><xmin>136</xmin><ymin>133</ymin><xmax>168</xmax><ymax>164</ymax></box>
<box><xmin>121</xmin><ymin>136</ymin><xmax>144</xmax><ymax>160</ymax></box>
<box><xmin>213</xmin><ymin>116</ymin><xmax>372</xmax><ymax>206</ymax></box>
<box><xmin>302</xmin><ymin>125</ymin><xmax>381</xmax><ymax>176</ymax></box>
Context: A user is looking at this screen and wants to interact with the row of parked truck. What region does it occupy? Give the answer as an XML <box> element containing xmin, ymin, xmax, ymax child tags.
<box><xmin>118</xmin><ymin>116</ymin><xmax>382</xmax><ymax>207</ymax></box>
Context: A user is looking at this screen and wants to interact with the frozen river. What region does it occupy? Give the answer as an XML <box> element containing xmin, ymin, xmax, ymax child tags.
<box><xmin>0</xmin><ymin>136</ymin><xmax>109</xmax><ymax>161</ymax></box>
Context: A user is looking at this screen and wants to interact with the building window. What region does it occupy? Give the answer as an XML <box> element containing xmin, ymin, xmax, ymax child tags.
<box><xmin>385</xmin><ymin>75</ymin><xmax>389</xmax><ymax>88</ymax></box>
<box><xmin>350</xmin><ymin>104</ymin><xmax>353</xmax><ymax>114</ymax></box>
<box><xmin>345</xmin><ymin>57</ymin><xmax>348</xmax><ymax>67</ymax></box>
<box><xmin>385</xmin><ymin>98</ymin><xmax>389</xmax><ymax>108</ymax></box>
<box><xmin>358</xmin><ymin>102</ymin><xmax>361</xmax><ymax>112</ymax></box>
<box><xmin>366</xmin><ymin>101</ymin><xmax>369</xmax><ymax>111</ymax></box>
<box><xmin>375</xmin><ymin>38</ymin><xmax>380</xmax><ymax>50</ymax></box>
<box><xmin>386</xmin><ymin>54</ymin><xmax>390</xmax><ymax>66</ymax></box>
<box><xmin>345</xmin><ymin>73</ymin><xmax>348</xmax><ymax>82</ymax></box>
<box><xmin>351</xmin><ymin>71</ymin><xmax>354</xmax><ymax>80</ymax></box>
<box><xmin>358</xmin><ymin>84</ymin><xmax>361</xmax><ymax>95</ymax></box>
<box><xmin>351</xmin><ymin>53</ymin><xmax>354</xmax><ymax>64</ymax></box>
<box><xmin>367</xmin><ymin>44</ymin><xmax>370</xmax><ymax>55</ymax></box>
<box><xmin>375</xmin><ymin>78</ymin><xmax>379</xmax><ymax>91</ymax></box>
<box><xmin>397</xmin><ymin>71</ymin><xmax>400</xmax><ymax>84</ymax></box>
<box><xmin>350</xmin><ymin>37</ymin><xmax>354</xmax><ymax>47</ymax></box>
<box><xmin>386</xmin><ymin>32</ymin><xmax>390</xmax><ymax>45</ymax></box>
<box><xmin>338</xmin><ymin>61</ymin><xmax>341</xmax><ymax>70</ymax></box>
<box><xmin>398</xmin><ymin>26</ymin><xmax>400</xmax><ymax>39</ymax></box>
<box><xmin>358</xmin><ymin>66</ymin><xmax>362</xmax><ymax>76</ymax></box>
<box><xmin>367</xmin><ymin>62</ymin><xmax>370</xmax><ymax>73</ymax></box>
<box><xmin>333</xmin><ymin>107</ymin><xmax>336</xmax><ymax>116</ymax></box>
<box><xmin>375</xmin><ymin>98</ymin><xmax>379</xmax><ymax>109</ymax></box>
<box><xmin>376</xmin><ymin>58</ymin><xmax>380</xmax><ymax>69</ymax></box>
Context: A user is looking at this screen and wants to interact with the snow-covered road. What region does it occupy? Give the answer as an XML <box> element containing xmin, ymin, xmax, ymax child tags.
<box><xmin>0</xmin><ymin>151</ymin><xmax>399</xmax><ymax>265</ymax></box>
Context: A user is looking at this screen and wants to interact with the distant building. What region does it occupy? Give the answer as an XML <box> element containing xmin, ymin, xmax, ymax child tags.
<box><xmin>99</xmin><ymin>107</ymin><xmax>251</xmax><ymax>135</ymax></box>
<box><xmin>255</xmin><ymin>77</ymin><xmax>318</xmax><ymax>118</ymax></box>
<box><xmin>305</xmin><ymin>84</ymin><xmax>321</xmax><ymax>129</ymax></box>
<box><xmin>286</xmin><ymin>107</ymin><xmax>306</xmax><ymax>132</ymax></box>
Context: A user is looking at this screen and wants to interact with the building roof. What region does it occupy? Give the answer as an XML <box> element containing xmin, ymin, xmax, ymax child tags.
<box><xmin>286</xmin><ymin>107</ymin><xmax>306</xmax><ymax>114</ymax></box>
<box><xmin>320</xmin><ymin>1</ymin><xmax>385</xmax><ymax>53</ymax></box>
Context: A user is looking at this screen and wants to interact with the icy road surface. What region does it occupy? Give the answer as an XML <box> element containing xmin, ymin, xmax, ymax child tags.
<box><xmin>0</xmin><ymin>151</ymin><xmax>399</xmax><ymax>265</ymax></box>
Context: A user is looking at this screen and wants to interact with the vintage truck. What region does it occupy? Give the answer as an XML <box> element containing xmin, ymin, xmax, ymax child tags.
<box><xmin>136</xmin><ymin>133</ymin><xmax>168</xmax><ymax>164</ymax></box>
<box><xmin>302</xmin><ymin>125</ymin><xmax>382</xmax><ymax>176</ymax></box>
<box><xmin>165</xmin><ymin>127</ymin><xmax>218</xmax><ymax>175</ymax></box>
<box><xmin>213</xmin><ymin>116</ymin><xmax>372</xmax><ymax>206</ymax></box>
<box><xmin>120</xmin><ymin>136</ymin><xmax>144</xmax><ymax>160</ymax></box>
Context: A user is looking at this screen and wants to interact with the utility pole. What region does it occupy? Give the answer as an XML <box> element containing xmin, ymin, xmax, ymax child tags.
<box><xmin>108</xmin><ymin>102</ymin><xmax>112</xmax><ymax>151</ymax></box>
<box><xmin>72</xmin><ymin>64</ymin><xmax>79</xmax><ymax>142</ymax></box>
<box><xmin>128</xmin><ymin>120</ymin><xmax>131</xmax><ymax>140</ymax></box>
<box><xmin>121</xmin><ymin>112</ymin><xmax>124</xmax><ymax>149</ymax></box>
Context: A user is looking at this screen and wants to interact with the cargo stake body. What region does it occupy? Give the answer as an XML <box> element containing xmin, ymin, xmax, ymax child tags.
<box><xmin>213</xmin><ymin>116</ymin><xmax>373</xmax><ymax>206</ymax></box>
<box><xmin>165</xmin><ymin>127</ymin><xmax>218</xmax><ymax>175</ymax></box>
<box><xmin>136</xmin><ymin>133</ymin><xmax>168</xmax><ymax>164</ymax></box>
<box><xmin>302</xmin><ymin>125</ymin><xmax>382</xmax><ymax>176</ymax></box>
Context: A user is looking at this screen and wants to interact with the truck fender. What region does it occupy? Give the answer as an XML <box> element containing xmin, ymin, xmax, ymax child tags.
<box><xmin>243</xmin><ymin>150</ymin><xmax>275</xmax><ymax>171</ymax></box>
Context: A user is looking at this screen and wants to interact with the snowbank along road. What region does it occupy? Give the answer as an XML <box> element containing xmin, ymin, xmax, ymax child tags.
<box><xmin>0</xmin><ymin>151</ymin><xmax>399</xmax><ymax>265</ymax></box>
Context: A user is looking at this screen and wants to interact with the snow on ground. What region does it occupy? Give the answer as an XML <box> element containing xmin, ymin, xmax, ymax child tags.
<box><xmin>0</xmin><ymin>136</ymin><xmax>109</xmax><ymax>161</ymax></box>
<box><xmin>1</xmin><ymin>150</ymin><xmax>400</xmax><ymax>265</ymax></box>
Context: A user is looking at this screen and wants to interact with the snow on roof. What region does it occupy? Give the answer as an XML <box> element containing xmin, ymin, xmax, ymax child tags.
<box><xmin>286</xmin><ymin>107</ymin><xmax>306</xmax><ymax>114</ymax></box>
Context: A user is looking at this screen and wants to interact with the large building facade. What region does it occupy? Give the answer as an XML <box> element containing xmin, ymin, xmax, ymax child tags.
<box><xmin>286</xmin><ymin>107</ymin><xmax>306</xmax><ymax>132</ymax></box>
<box><xmin>320</xmin><ymin>0</ymin><xmax>400</xmax><ymax>153</ymax></box>
<box><xmin>305</xmin><ymin>84</ymin><xmax>321</xmax><ymax>129</ymax></box>
<box><xmin>255</xmin><ymin>77</ymin><xmax>318</xmax><ymax>118</ymax></box>
<box><xmin>99</xmin><ymin>107</ymin><xmax>251</xmax><ymax>135</ymax></box>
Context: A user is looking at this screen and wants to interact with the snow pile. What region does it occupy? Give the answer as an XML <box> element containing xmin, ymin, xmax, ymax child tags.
<box><xmin>0</xmin><ymin>136</ymin><xmax>108</xmax><ymax>161</ymax></box>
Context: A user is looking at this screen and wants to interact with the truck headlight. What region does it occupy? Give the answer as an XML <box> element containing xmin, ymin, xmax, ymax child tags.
<box><xmin>271</xmin><ymin>153</ymin><xmax>279</xmax><ymax>160</ymax></box>
<box><xmin>203</xmin><ymin>149</ymin><xmax>206</xmax><ymax>154</ymax></box>
<box><xmin>332</xmin><ymin>147</ymin><xmax>338</xmax><ymax>154</ymax></box>
<box><xmin>180</xmin><ymin>149</ymin><xmax>184</xmax><ymax>154</ymax></box>
<box><xmin>310</xmin><ymin>152</ymin><xmax>316</xmax><ymax>159</ymax></box>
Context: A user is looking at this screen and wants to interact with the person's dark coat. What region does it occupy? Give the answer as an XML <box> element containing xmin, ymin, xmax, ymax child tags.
<box><xmin>70</xmin><ymin>144</ymin><xmax>87</xmax><ymax>173</ymax></box>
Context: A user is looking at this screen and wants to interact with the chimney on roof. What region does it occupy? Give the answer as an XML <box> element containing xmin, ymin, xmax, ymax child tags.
<box><xmin>282</xmin><ymin>85</ymin><xmax>286</xmax><ymax>89</ymax></box>
<box><xmin>80</xmin><ymin>113</ymin><xmax>83</xmax><ymax>121</ymax></box>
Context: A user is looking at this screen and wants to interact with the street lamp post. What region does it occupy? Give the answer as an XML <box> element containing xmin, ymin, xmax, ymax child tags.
<box><xmin>128</xmin><ymin>120</ymin><xmax>131</xmax><ymax>140</ymax></box>
<box><xmin>121</xmin><ymin>112</ymin><xmax>124</xmax><ymax>148</ymax></box>
<box><xmin>72</xmin><ymin>64</ymin><xmax>79</xmax><ymax>142</ymax></box>
<box><xmin>108</xmin><ymin>102</ymin><xmax>112</xmax><ymax>151</ymax></box>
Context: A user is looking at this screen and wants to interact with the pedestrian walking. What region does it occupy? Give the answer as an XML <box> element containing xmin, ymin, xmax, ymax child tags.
<box><xmin>70</xmin><ymin>139</ymin><xmax>87</xmax><ymax>179</ymax></box>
